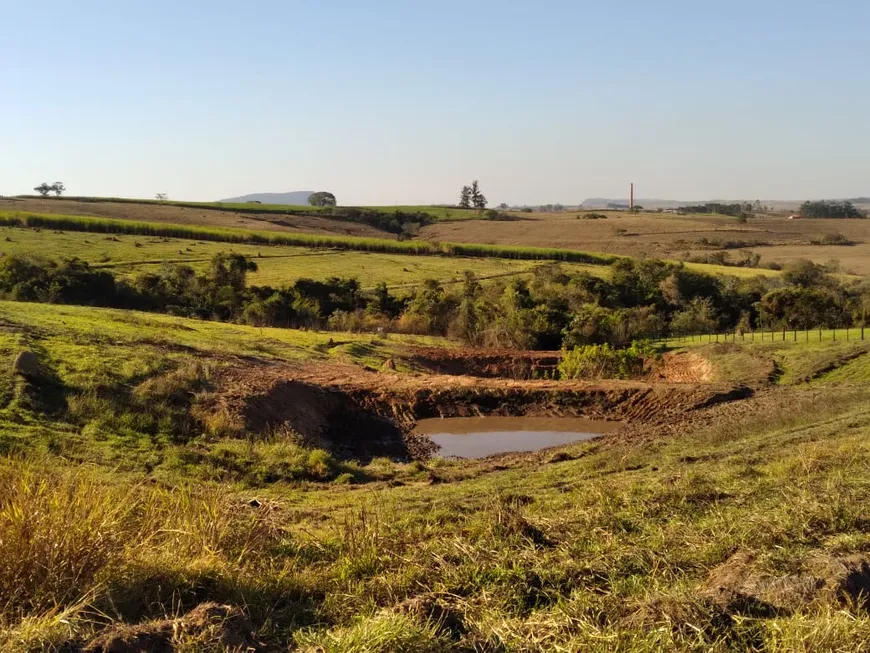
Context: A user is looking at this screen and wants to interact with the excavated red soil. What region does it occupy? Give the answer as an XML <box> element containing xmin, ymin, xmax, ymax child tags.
<box><xmin>202</xmin><ymin>360</ymin><xmax>752</xmax><ymax>460</ymax></box>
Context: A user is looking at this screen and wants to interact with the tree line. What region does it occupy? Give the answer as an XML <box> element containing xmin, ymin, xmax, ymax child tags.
<box><xmin>1</xmin><ymin>252</ymin><xmax>868</xmax><ymax>349</ymax></box>
<box><xmin>800</xmin><ymin>200</ymin><xmax>865</xmax><ymax>219</ymax></box>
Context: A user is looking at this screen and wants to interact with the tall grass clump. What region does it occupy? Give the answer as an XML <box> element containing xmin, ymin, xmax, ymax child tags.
<box><xmin>0</xmin><ymin>463</ymin><xmax>142</xmax><ymax>615</ymax></box>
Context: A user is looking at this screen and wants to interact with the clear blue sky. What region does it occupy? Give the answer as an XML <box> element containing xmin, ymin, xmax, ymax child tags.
<box><xmin>2</xmin><ymin>1</ymin><xmax>868</xmax><ymax>205</ymax></box>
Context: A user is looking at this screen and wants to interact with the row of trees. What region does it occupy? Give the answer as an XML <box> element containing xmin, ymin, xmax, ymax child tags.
<box><xmin>2</xmin><ymin>252</ymin><xmax>868</xmax><ymax>349</ymax></box>
<box><xmin>33</xmin><ymin>182</ymin><xmax>65</xmax><ymax>197</ymax></box>
<box><xmin>800</xmin><ymin>200</ymin><xmax>865</xmax><ymax>219</ymax></box>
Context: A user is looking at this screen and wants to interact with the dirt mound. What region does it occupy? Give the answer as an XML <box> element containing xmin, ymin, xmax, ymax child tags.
<box><xmin>649</xmin><ymin>352</ymin><xmax>714</xmax><ymax>383</ymax></box>
<box><xmin>392</xmin><ymin>593</ymin><xmax>467</xmax><ymax>638</ymax></box>
<box><xmin>410</xmin><ymin>347</ymin><xmax>560</xmax><ymax>379</ymax></box>
<box><xmin>81</xmin><ymin>603</ymin><xmax>258</xmax><ymax>652</ymax></box>
<box><xmin>12</xmin><ymin>350</ymin><xmax>42</xmax><ymax>378</ymax></box>
<box><xmin>700</xmin><ymin>550</ymin><xmax>870</xmax><ymax>616</ymax></box>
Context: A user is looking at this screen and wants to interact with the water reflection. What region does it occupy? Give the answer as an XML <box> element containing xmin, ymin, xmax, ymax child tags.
<box><xmin>414</xmin><ymin>416</ymin><xmax>620</xmax><ymax>458</ymax></box>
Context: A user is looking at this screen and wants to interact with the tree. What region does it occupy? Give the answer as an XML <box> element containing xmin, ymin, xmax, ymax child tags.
<box><xmin>155</xmin><ymin>193</ymin><xmax>168</xmax><ymax>201</ymax></box>
<box><xmin>34</xmin><ymin>183</ymin><xmax>52</xmax><ymax>197</ymax></box>
<box><xmin>630</xmin><ymin>204</ymin><xmax>644</xmax><ymax>213</ymax></box>
<box><xmin>50</xmin><ymin>182</ymin><xmax>65</xmax><ymax>197</ymax></box>
<box><xmin>498</xmin><ymin>202</ymin><xmax>508</xmax><ymax>210</ymax></box>
<box><xmin>459</xmin><ymin>185</ymin><xmax>471</xmax><ymax>209</ymax></box>
<box><xmin>308</xmin><ymin>192</ymin><xmax>337</xmax><ymax>207</ymax></box>
<box><xmin>470</xmin><ymin>180</ymin><xmax>487</xmax><ymax>209</ymax></box>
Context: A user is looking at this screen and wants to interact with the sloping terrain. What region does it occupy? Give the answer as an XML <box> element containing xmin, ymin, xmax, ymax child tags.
<box><xmin>0</xmin><ymin>197</ymin><xmax>392</xmax><ymax>238</ymax></box>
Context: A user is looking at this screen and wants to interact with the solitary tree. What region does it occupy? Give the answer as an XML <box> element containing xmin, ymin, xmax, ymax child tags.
<box><xmin>459</xmin><ymin>185</ymin><xmax>472</xmax><ymax>209</ymax></box>
<box><xmin>34</xmin><ymin>182</ymin><xmax>52</xmax><ymax>197</ymax></box>
<box><xmin>308</xmin><ymin>191</ymin><xmax>337</xmax><ymax>207</ymax></box>
<box><xmin>50</xmin><ymin>182</ymin><xmax>65</xmax><ymax>197</ymax></box>
<box><xmin>155</xmin><ymin>193</ymin><xmax>168</xmax><ymax>201</ymax></box>
<box><xmin>470</xmin><ymin>180</ymin><xmax>487</xmax><ymax>209</ymax></box>
<box><xmin>498</xmin><ymin>202</ymin><xmax>508</xmax><ymax>209</ymax></box>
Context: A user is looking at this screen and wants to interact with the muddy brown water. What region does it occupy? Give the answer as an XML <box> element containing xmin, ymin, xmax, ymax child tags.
<box><xmin>413</xmin><ymin>416</ymin><xmax>621</xmax><ymax>458</ymax></box>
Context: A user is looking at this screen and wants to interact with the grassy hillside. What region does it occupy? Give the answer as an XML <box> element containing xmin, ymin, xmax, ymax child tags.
<box><xmin>3</xmin><ymin>301</ymin><xmax>870</xmax><ymax>649</ymax></box>
<box><xmin>0</xmin><ymin>224</ymin><xmax>596</xmax><ymax>290</ymax></box>
<box><xmin>666</xmin><ymin>332</ymin><xmax>870</xmax><ymax>386</ymax></box>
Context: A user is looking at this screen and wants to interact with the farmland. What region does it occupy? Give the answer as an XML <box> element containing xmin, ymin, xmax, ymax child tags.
<box><xmin>6</xmin><ymin>196</ymin><xmax>869</xmax><ymax>274</ymax></box>
<box><xmin>421</xmin><ymin>210</ymin><xmax>870</xmax><ymax>274</ymax></box>
<box><xmin>0</xmin><ymin>212</ymin><xmax>780</xmax><ymax>290</ymax></box>
<box><xmin>5</xmin><ymin>300</ymin><xmax>870</xmax><ymax>649</ymax></box>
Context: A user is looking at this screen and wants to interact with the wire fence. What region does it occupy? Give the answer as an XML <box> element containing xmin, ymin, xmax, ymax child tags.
<box><xmin>662</xmin><ymin>326</ymin><xmax>868</xmax><ymax>347</ymax></box>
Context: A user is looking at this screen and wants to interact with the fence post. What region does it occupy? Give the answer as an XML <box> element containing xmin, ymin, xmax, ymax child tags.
<box><xmin>847</xmin><ymin>328</ymin><xmax>850</xmax><ymax>341</ymax></box>
<box><xmin>819</xmin><ymin>327</ymin><xmax>822</xmax><ymax>341</ymax></box>
<box><xmin>806</xmin><ymin>329</ymin><xmax>809</xmax><ymax>342</ymax></box>
<box><xmin>833</xmin><ymin>328</ymin><xmax>836</xmax><ymax>342</ymax></box>
<box><xmin>863</xmin><ymin>326</ymin><xmax>865</xmax><ymax>341</ymax></box>
<box><xmin>782</xmin><ymin>327</ymin><xmax>786</xmax><ymax>341</ymax></box>
<box><xmin>793</xmin><ymin>329</ymin><xmax>797</xmax><ymax>341</ymax></box>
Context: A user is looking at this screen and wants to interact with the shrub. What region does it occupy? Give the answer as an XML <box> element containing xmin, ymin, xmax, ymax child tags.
<box><xmin>559</xmin><ymin>340</ymin><xmax>656</xmax><ymax>380</ymax></box>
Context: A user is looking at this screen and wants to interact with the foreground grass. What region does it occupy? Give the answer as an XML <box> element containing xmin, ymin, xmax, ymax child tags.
<box><xmin>3</xmin><ymin>385</ymin><xmax>870</xmax><ymax>650</ymax></box>
<box><xmin>5</xmin><ymin>301</ymin><xmax>870</xmax><ymax>649</ymax></box>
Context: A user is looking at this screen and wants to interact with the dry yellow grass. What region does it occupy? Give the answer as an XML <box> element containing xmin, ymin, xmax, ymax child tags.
<box><xmin>422</xmin><ymin>211</ymin><xmax>870</xmax><ymax>275</ymax></box>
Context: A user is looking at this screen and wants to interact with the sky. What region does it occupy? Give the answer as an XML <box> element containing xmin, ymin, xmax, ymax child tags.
<box><xmin>2</xmin><ymin>0</ymin><xmax>869</xmax><ymax>205</ymax></box>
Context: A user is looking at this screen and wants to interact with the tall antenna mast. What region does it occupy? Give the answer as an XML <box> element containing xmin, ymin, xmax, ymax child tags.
<box><xmin>630</xmin><ymin>183</ymin><xmax>634</xmax><ymax>210</ymax></box>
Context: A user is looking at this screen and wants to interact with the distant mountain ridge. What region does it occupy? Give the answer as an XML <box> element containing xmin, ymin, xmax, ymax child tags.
<box><xmin>220</xmin><ymin>191</ymin><xmax>315</xmax><ymax>205</ymax></box>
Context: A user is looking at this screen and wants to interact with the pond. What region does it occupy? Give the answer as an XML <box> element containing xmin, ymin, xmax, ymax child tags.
<box><xmin>413</xmin><ymin>416</ymin><xmax>621</xmax><ymax>459</ymax></box>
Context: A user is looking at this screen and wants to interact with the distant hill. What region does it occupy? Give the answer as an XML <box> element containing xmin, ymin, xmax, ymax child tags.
<box><xmin>220</xmin><ymin>191</ymin><xmax>315</xmax><ymax>205</ymax></box>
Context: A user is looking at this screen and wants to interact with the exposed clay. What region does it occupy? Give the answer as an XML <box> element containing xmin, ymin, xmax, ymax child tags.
<box><xmin>202</xmin><ymin>361</ymin><xmax>753</xmax><ymax>460</ymax></box>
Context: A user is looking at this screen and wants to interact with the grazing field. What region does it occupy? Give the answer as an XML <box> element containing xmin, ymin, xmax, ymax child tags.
<box><xmin>4</xmin><ymin>300</ymin><xmax>870</xmax><ymax>649</ymax></box>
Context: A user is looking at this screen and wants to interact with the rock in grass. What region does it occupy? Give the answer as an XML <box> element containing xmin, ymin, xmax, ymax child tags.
<box><xmin>12</xmin><ymin>350</ymin><xmax>42</xmax><ymax>379</ymax></box>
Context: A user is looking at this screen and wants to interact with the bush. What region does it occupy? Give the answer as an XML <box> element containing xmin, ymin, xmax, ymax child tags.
<box><xmin>559</xmin><ymin>340</ymin><xmax>656</xmax><ymax>380</ymax></box>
